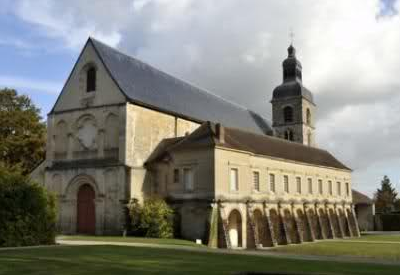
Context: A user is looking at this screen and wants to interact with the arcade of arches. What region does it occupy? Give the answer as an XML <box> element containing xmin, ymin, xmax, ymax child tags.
<box><xmin>215</xmin><ymin>202</ymin><xmax>360</xmax><ymax>249</ymax></box>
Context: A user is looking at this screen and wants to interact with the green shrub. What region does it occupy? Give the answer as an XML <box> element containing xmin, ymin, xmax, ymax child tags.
<box><xmin>0</xmin><ymin>167</ymin><xmax>57</xmax><ymax>247</ymax></box>
<box><xmin>128</xmin><ymin>198</ymin><xmax>174</xmax><ymax>238</ymax></box>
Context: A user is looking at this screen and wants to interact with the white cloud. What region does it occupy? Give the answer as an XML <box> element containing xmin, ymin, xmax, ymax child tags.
<box><xmin>7</xmin><ymin>0</ymin><xmax>400</xmax><ymax>196</ymax></box>
<box><xmin>0</xmin><ymin>75</ymin><xmax>62</xmax><ymax>94</ymax></box>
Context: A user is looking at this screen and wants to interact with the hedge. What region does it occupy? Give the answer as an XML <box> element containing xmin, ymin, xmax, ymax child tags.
<box><xmin>0</xmin><ymin>167</ymin><xmax>57</xmax><ymax>247</ymax></box>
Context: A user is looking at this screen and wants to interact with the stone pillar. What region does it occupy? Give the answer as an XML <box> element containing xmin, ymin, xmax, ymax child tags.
<box><xmin>279</xmin><ymin>203</ymin><xmax>291</xmax><ymax>245</ymax></box>
<box><xmin>304</xmin><ymin>204</ymin><xmax>316</xmax><ymax>241</ymax></box>
<box><xmin>219</xmin><ymin>203</ymin><xmax>231</xmax><ymax>249</ymax></box>
<box><xmin>208</xmin><ymin>203</ymin><xmax>219</xmax><ymax>248</ymax></box>
<box><xmin>263</xmin><ymin>204</ymin><xmax>277</xmax><ymax>247</ymax></box>
<box><xmin>97</xmin><ymin>129</ymin><xmax>105</xmax><ymax>158</ymax></box>
<box><xmin>344</xmin><ymin>205</ymin><xmax>354</xmax><ymax>237</ymax></box>
<box><xmin>315</xmin><ymin>204</ymin><xmax>327</xmax><ymax>239</ymax></box>
<box><xmin>325</xmin><ymin>204</ymin><xmax>336</xmax><ymax>239</ymax></box>
<box><xmin>335</xmin><ymin>205</ymin><xmax>345</xmax><ymax>238</ymax></box>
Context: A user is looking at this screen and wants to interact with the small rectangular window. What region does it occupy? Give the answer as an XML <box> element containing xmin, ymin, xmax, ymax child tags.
<box><xmin>230</xmin><ymin>168</ymin><xmax>239</xmax><ymax>191</ymax></box>
<box><xmin>328</xmin><ymin>180</ymin><xmax>333</xmax><ymax>195</ymax></box>
<box><xmin>346</xmin><ymin>182</ymin><xmax>350</xmax><ymax>196</ymax></box>
<box><xmin>253</xmin><ymin>171</ymin><xmax>260</xmax><ymax>191</ymax></box>
<box><xmin>173</xmin><ymin>169</ymin><xmax>180</xmax><ymax>183</ymax></box>
<box><xmin>284</xmin><ymin>175</ymin><xmax>289</xmax><ymax>193</ymax></box>
<box><xmin>183</xmin><ymin>168</ymin><xmax>194</xmax><ymax>191</ymax></box>
<box><xmin>337</xmin><ymin>182</ymin><xmax>341</xmax><ymax>196</ymax></box>
<box><xmin>296</xmin><ymin>177</ymin><xmax>301</xmax><ymax>194</ymax></box>
<box><xmin>318</xmin><ymin>179</ymin><xmax>323</xmax><ymax>195</ymax></box>
<box><xmin>269</xmin><ymin>174</ymin><xmax>275</xmax><ymax>193</ymax></box>
<box><xmin>308</xmin><ymin>178</ymin><xmax>313</xmax><ymax>194</ymax></box>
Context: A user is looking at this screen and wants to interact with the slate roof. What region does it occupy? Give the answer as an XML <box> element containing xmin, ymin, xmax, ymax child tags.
<box><xmin>147</xmin><ymin>121</ymin><xmax>351</xmax><ymax>171</ymax></box>
<box><xmin>352</xmin><ymin>189</ymin><xmax>374</xmax><ymax>205</ymax></box>
<box><xmin>89</xmin><ymin>38</ymin><xmax>273</xmax><ymax>135</ymax></box>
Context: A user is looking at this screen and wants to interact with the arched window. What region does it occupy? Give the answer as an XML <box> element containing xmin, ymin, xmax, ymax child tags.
<box><xmin>306</xmin><ymin>108</ymin><xmax>311</xmax><ymax>125</ymax></box>
<box><xmin>283</xmin><ymin>106</ymin><xmax>293</xmax><ymax>123</ymax></box>
<box><xmin>86</xmin><ymin>67</ymin><xmax>96</xmax><ymax>92</ymax></box>
<box><xmin>284</xmin><ymin>129</ymin><xmax>294</xmax><ymax>141</ymax></box>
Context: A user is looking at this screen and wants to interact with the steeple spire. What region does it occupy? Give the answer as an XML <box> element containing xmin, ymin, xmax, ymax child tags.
<box><xmin>282</xmin><ymin>43</ymin><xmax>302</xmax><ymax>82</ymax></box>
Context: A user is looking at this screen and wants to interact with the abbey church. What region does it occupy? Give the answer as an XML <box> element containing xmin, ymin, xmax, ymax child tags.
<box><xmin>32</xmin><ymin>38</ymin><xmax>360</xmax><ymax>248</ymax></box>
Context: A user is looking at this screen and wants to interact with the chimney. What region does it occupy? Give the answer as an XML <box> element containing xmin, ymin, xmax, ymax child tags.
<box><xmin>216</xmin><ymin>123</ymin><xmax>225</xmax><ymax>144</ymax></box>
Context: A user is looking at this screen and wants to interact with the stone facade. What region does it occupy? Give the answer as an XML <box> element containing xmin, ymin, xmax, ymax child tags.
<box><xmin>272</xmin><ymin>98</ymin><xmax>316</xmax><ymax>146</ymax></box>
<box><xmin>32</xmin><ymin>41</ymin><xmax>199</xmax><ymax>235</ymax></box>
<box><xmin>31</xmin><ymin>38</ymin><xmax>359</xmax><ymax>247</ymax></box>
<box><xmin>149</xmin><ymin>140</ymin><xmax>359</xmax><ymax>248</ymax></box>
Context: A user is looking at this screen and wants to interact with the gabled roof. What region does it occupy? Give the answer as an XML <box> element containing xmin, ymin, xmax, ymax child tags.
<box><xmin>148</xmin><ymin>121</ymin><xmax>351</xmax><ymax>171</ymax></box>
<box><xmin>89</xmin><ymin>38</ymin><xmax>273</xmax><ymax>135</ymax></box>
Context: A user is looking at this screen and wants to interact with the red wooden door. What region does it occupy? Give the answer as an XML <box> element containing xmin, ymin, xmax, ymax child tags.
<box><xmin>77</xmin><ymin>184</ymin><xmax>96</xmax><ymax>234</ymax></box>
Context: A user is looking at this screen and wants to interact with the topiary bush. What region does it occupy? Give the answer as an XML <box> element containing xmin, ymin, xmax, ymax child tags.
<box><xmin>0</xmin><ymin>166</ymin><xmax>57</xmax><ymax>247</ymax></box>
<box><xmin>128</xmin><ymin>197</ymin><xmax>174</xmax><ymax>238</ymax></box>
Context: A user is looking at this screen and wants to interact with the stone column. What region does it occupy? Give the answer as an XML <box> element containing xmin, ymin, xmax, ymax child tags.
<box><xmin>67</xmin><ymin>133</ymin><xmax>74</xmax><ymax>160</ymax></box>
<box><xmin>263</xmin><ymin>204</ymin><xmax>277</xmax><ymax>247</ymax></box>
<box><xmin>97</xmin><ymin>129</ymin><xmax>105</xmax><ymax>158</ymax></box>
<box><xmin>208</xmin><ymin>203</ymin><xmax>219</xmax><ymax>248</ymax></box>
<box><xmin>218</xmin><ymin>203</ymin><xmax>231</xmax><ymax>249</ymax></box>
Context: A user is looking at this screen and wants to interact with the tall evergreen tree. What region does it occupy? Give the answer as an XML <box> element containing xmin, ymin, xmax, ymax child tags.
<box><xmin>0</xmin><ymin>88</ymin><xmax>46</xmax><ymax>174</ymax></box>
<box><xmin>374</xmin><ymin>175</ymin><xmax>398</xmax><ymax>213</ymax></box>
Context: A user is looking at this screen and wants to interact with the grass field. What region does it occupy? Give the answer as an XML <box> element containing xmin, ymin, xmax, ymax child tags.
<box><xmin>273</xmin><ymin>239</ymin><xmax>400</xmax><ymax>260</ymax></box>
<box><xmin>1</xmin><ymin>245</ymin><xmax>400</xmax><ymax>275</ymax></box>
<box><xmin>59</xmin><ymin>235</ymin><xmax>203</xmax><ymax>246</ymax></box>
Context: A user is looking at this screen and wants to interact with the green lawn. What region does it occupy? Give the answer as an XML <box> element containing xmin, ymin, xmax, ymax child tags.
<box><xmin>1</xmin><ymin>245</ymin><xmax>399</xmax><ymax>275</ymax></box>
<box><xmin>58</xmin><ymin>235</ymin><xmax>203</xmax><ymax>247</ymax></box>
<box><xmin>273</xmin><ymin>241</ymin><xmax>400</xmax><ymax>261</ymax></box>
<box><xmin>351</xmin><ymin>233</ymin><xmax>400</xmax><ymax>242</ymax></box>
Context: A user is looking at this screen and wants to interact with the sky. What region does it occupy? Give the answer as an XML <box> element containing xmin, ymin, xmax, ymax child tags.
<box><xmin>1</xmin><ymin>0</ymin><xmax>400</xmax><ymax>197</ymax></box>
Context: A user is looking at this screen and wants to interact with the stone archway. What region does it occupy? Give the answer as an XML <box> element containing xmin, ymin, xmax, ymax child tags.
<box><xmin>77</xmin><ymin>184</ymin><xmax>96</xmax><ymax>234</ymax></box>
<box><xmin>329</xmin><ymin>209</ymin><xmax>341</xmax><ymax>237</ymax></box>
<box><xmin>297</xmin><ymin>209</ymin><xmax>312</xmax><ymax>242</ymax></box>
<box><xmin>270</xmin><ymin>208</ymin><xmax>286</xmax><ymax>245</ymax></box>
<box><xmin>284</xmin><ymin>209</ymin><xmax>300</xmax><ymax>244</ymax></box>
<box><xmin>253</xmin><ymin>209</ymin><xmax>269</xmax><ymax>247</ymax></box>
<box><xmin>339</xmin><ymin>209</ymin><xmax>350</xmax><ymax>237</ymax></box>
<box><xmin>318</xmin><ymin>208</ymin><xmax>331</xmax><ymax>238</ymax></box>
<box><xmin>228</xmin><ymin>210</ymin><xmax>242</xmax><ymax>248</ymax></box>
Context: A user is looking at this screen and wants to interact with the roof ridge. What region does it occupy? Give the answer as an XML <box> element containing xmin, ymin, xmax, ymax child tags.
<box><xmin>89</xmin><ymin>37</ymin><xmax>261</xmax><ymax>113</ymax></box>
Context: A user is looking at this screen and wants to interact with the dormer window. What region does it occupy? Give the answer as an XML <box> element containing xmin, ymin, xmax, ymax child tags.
<box><xmin>86</xmin><ymin>67</ymin><xmax>96</xmax><ymax>92</ymax></box>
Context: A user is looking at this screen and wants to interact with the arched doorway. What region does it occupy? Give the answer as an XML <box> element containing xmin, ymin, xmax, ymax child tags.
<box><xmin>77</xmin><ymin>184</ymin><xmax>96</xmax><ymax>234</ymax></box>
<box><xmin>228</xmin><ymin>210</ymin><xmax>242</xmax><ymax>248</ymax></box>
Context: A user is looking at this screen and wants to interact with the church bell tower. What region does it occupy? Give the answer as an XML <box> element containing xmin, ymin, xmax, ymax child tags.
<box><xmin>271</xmin><ymin>44</ymin><xmax>316</xmax><ymax>147</ymax></box>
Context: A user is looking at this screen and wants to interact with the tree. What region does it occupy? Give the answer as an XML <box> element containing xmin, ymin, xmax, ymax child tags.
<box><xmin>129</xmin><ymin>198</ymin><xmax>174</xmax><ymax>238</ymax></box>
<box><xmin>0</xmin><ymin>165</ymin><xmax>56</xmax><ymax>247</ymax></box>
<box><xmin>0</xmin><ymin>88</ymin><xmax>46</xmax><ymax>174</ymax></box>
<box><xmin>374</xmin><ymin>175</ymin><xmax>398</xmax><ymax>213</ymax></box>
